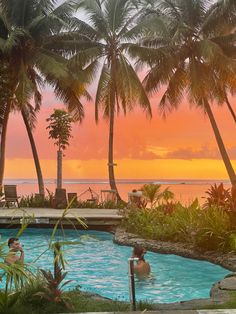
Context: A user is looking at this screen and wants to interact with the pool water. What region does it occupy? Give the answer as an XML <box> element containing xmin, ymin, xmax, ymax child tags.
<box><xmin>0</xmin><ymin>228</ymin><xmax>229</xmax><ymax>303</ymax></box>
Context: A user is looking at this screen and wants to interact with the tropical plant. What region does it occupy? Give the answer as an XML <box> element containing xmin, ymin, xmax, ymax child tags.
<box><xmin>0</xmin><ymin>291</ymin><xmax>21</xmax><ymax>314</ymax></box>
<box><xmin>46</xmin><ymin>109</ymin><xmax>73</xmax><ymax>189</ymax></box>
<box><xmin>203</xmin><ymin>183</ymin><xmax>231</xmax><ymax>208</ymax></box>
<box><xmin>34</xmin><ymin>241</ymin><xmax>75</xmax><ymax>310</ymax></box>
<box><xmin>194</xmin><ymin>206</ymin><xmax>232</xmax><ymax>251</ymax></box>
<box><xmin>36</xmin><ymin>264</ymin><xmax>73</xmax><ymax>310</ymax></box>
<box><xmin>19</xmin><ymin>190</ymin><xmax>55</xmax><ymax>208</ymax></box>
<box><xmin>73</xmin><ymin>0</ymin><xmax>152</xmax><ymax>199</ymax></box>
<box><xmin>129</xmin><ymin>0</ymin><xmax>236</xmax><ymax>186</ymax></box>
<box><xmin>122</xmin><ymin>198</ymin><xmax>233</xmax><ymax>251</ymax></box>
<box><xmin>204</xmin><ymin>183</ymin><xmax>236</xmax><ymax>227</ymax></box>
<box><xmin>141</xmin><ymin>184</ymin><xmax>162</xmax><ymax>208</ymax></box>
<box><xmin>140</xmin><ymin>184</ymin><xmax>175</xmax><ymax>209</ymax></box>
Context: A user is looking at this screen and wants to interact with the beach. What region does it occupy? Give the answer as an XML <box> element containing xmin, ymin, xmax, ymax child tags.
<box><xmin>4</xmin><ymin>178</ymin><xmax>232</xmax><ymax>205</ymax></box>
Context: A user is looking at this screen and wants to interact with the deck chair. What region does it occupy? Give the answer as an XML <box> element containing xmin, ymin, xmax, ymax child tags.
<box><xmin>100</xmin><ymin>189</ymin><xmax>118</xmax><ymax>203</ymax></box>
<box><xmin>3</xmin><ymin>185</ymin><xmax>20</xmax><ymax>208</ymax></box>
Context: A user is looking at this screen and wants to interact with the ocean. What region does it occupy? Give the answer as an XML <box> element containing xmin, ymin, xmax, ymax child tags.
<box><xmin>3</xmin><ymin>178</ymin><xmax>232</xmax><ymax>205</ymax></box>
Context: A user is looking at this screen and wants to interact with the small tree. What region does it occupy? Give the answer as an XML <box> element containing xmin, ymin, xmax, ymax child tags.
<box><xmin>46</xmin><ymin>110</ymin><xmax>73</xmax><ymax>189</ymax></box>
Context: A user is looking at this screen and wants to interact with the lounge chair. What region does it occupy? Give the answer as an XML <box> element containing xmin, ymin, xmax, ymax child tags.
<box><xmin>78</xmin><ymin>187</ymin><xmax>99</xmax><ymax>205</ymax></box>
<box><xmin>100</xmin><ymin>189</ymin><xmax>118</xmax><ymax>203</ymax></box>
<box><xmin>3</xmin><ymin>185</ymin><xmax>20</xmax><ymax>208</ymax></box>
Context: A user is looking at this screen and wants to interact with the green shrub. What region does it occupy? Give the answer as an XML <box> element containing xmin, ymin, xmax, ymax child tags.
<box><xmin>122</xmin><ymin>198</ymin><xmax>234</xmax><ymax>252</ymax></box>
<box><xmin>194</xmin><ymin>206</ymin><xmax>232</xmax><ymax>251</ymax></box>
<box><xmin>19</xmin><ymin>190</ymin><xmax>54</xmax><ymax>208</ymax></box>
<box><xmin>203</xmin><ymin>184</ymin><xmax>236</xmax><ymax>226</ymax></box>
<box><xmin>166</xmin><ymin>199</ymin><xmax>201</xmax><ymax>242</ymax></box>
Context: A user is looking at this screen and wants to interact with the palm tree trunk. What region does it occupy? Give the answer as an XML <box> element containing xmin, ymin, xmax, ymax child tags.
<box><xmin>21</xmin><ymin>108</ymin><xmax>45</xmax><ymax>196</ymax></box>
<box><xmin>0</xmin><ymin>101</ymin><xmax>11</xmax><ymax>188</ymax></box>
<box><xmin>0</xmin><ymin>103</ymin><xmax>7</xmax><ymax>167</ymax></box>
<box><xmin>224</xmin><ymin>93</ymin><xmax>236</xmax><ymax>123</ymax></box>
<box><xmin>57</xmin><ymin>150</ymin><xmax>62</xmax><ymax>189</ymax></box>
<box><xmin>204</xmin><ymin>99</ymin><xmax>236</xmax><ymax>185</ymax></box>
<box><xmin>108</xmin><ymin>62</ymin><xmax>122</xmax><ymax>201</ymax></box>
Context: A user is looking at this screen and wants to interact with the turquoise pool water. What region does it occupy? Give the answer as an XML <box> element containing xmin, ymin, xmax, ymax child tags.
<box><xmin>0</xmin><ymin>228</ymin><xmax>229</xmax><ymax>303</ymax></box>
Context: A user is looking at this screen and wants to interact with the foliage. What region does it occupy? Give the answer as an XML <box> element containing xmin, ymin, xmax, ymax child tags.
<box><xmin>122</xmin><ymin>197</ymin><xmax>234</xmax><ymax>251</ymax></box>
<box><xmin>140</xmin><ymin>184</ymin><xmax>176</xmax><ymax>209</ymax></box>
<box><xmin>46</xmin><ymin>109</ymin><xmax>73</xmax><ymax>151</ymax></box>
<box><xmin>19</xmin><ymin>273</ymin><xmax>46</xmax><ymax>307</ymax></box>
<box><xmin>19</xmin><ymin>190</ymin><xmax>55</xmax><ymax>208</ymax></box>
<box><xmin>204</xmin><ymin>183</ymin><xmax>236</xmax><ymax>226</ymax></box>
<box><xmin>19</xmin><ymin>192</ymin><xmax>127</xmax><ymax>209</ymax></box>
<box><xmin>194</xmin><ymin>206</ymin><xmax>232</xmax><ymax>251</ymax></box>
<box><xmin>141</xmin><ymin>184</ymin><xmax>162</xmax><ymax>208</ymax></box>
<box><xmin>73</xmin><ymin>0</ymin><xmax>152</xmax><ymax>198</ymax></box>
<box><xmin>0</xmin><ymin>291</ymin><xmax>21</xmax><ymax>314</ymax></box>
<box><xmin>203</xmin><ymin>183</ymin><xmax>231</xmax><ymax>208</ymax></box>
<box><xmin>36</xmin><ymin>264</ymin><xmax>73</xmax><ymax>310</ymax></box>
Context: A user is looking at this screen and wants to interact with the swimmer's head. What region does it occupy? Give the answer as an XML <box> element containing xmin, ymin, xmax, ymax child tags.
<box><xmin>132</xmin><ymin>246</ymin><xmax>146</xmax><ymax>261</ymax></box>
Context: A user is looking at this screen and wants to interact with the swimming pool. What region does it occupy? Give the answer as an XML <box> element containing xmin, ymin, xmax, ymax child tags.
<box><xmin>0</xmin><ymin>228</ymin><xmax>229</xmax><ymax>303</ymax></box>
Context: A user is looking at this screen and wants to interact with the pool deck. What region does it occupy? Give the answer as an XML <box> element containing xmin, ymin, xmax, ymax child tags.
<box><xmin>0</xmin><ymin>207</ymin><xmax>122</xmax><ymax>230</ymax></box>
<box><xmin>62</xmin><ymin>310</ymin><xmax>236</xmax><ymax>313</ymax></box>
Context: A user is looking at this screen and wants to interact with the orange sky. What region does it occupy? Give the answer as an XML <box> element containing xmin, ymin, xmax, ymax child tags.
<box><xmin>6</xmin><ymin>89</ymin><xmax>236</xmax><ymax>180</ymax></box>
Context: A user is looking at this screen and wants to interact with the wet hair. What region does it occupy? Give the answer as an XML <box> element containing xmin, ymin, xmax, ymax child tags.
<box><xmin>133</xmin><ymin>246</ymin><xmax>146</xmax><ymax>261</ymax></box>
<box><xmin>8</xmin><ymin>238</ymin><xmax>19</xmax><ymax>248</ymax></box>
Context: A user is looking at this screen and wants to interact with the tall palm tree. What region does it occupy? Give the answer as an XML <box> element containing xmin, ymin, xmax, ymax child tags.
<box><xmin>73</xmin><ymin>0</ymin><xmax>152</xmax><ymax>199</ymax></box>
<box><xmin>0</xmin><ymin>0</ymin><xmax>90</xmax><ymax>195</ymax></box>
<box><xmin>129</xmin><ymin>0</ymin><xmax>236</xmax><ymax>185</ymax></box>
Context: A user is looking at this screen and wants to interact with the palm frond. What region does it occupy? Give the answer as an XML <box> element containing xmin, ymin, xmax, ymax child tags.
<box><xmin>159</xmin><ymin>65</ymin><xmax>187</xmax><ymax>118</ymax></box>
<box><xmin>95</xmin><ymin>62</ymin><xmax>111</xmax><ymax>122</ymax></box>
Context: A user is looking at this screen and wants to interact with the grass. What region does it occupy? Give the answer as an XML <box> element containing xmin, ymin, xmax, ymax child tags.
<box><xmin>8</xmin><ymin>290</ymin><xmax>155</xmax><ymax>314</ymax></box>
<box><xmin>202</xmin><ymin>292</ymin><xmax>236</xmax><ymax>310</ymax></box>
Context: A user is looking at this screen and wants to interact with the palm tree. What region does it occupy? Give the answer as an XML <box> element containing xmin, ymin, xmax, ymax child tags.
<box><xmin>0</xmin><ymin>0</ymin><xmax>90</xmax><ymax>195</ymax></box>
<box><xmin>129</xmin><ymin>0</ymin><xmax>236</xmax><ymax>185</ymax></box>
<box><xmin>73</xmin><ymin>0</ymin><xmax>152</xmax><ymax>199</ymax></box>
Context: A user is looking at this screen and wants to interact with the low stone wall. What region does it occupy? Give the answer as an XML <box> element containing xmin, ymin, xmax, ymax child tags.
<box><xmin>113</xmin><ymin>227</ymin><xmax>236</xmax><ymax>310</ymax></box>
<box><xmin>114</xmin><ymin>228</ymin><xmax>236</xmax><ymax>271</ymax></box>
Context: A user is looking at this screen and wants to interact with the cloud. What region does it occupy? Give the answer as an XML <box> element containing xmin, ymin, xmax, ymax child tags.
<box><xmin>147</xmin><ymin>145</ymin><xmax>236</xmax><ymax>160</ymax></box>
<box><xmin>164</xmin><ymin>146</ymin><xmax>221</xmax><ymax>160</ymax></box>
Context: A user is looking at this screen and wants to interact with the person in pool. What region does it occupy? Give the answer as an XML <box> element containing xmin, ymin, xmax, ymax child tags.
<box><xmin>5</xmin><ymin>238</ymin><xmax>24</xmax><ymax>265</ymax></box>
<box><xmin>132</xmin><ymin>246</ymin><xmax>150</xmax><ymax>278</ymax></box>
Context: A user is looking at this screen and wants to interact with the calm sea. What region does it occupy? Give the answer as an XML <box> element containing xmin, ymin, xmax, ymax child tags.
<box><xmin>3</xmin><ymin>178</ymin><xmax>232</xmax><ymax>205</ymax></box>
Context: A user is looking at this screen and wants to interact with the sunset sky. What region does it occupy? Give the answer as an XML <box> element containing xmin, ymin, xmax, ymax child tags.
<box><xmin>5</xmin><ymin>86</ymin><xmax>236</xmax><ymax>180</ymax></box>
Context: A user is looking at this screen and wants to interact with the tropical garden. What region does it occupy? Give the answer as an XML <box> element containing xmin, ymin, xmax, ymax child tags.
<box><xmin>0</xmin><ymin>0</ymin><xmax>236</xmax><ymax>312</ymax></box>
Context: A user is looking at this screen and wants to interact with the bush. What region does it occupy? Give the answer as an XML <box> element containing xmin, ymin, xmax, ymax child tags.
<box><xmin>122</xmin><ymin>198</ymin><xmax>234</xmax><ymax>252</ymax></box>
<box><xmin>19</xmin><ymin>190</ymin><xmax>54</xmax><ymax>208</ymax></box>
<box><xmin>194</xmin><ymin>206</ymin><xmax>232</xmax><ymax>251</ymax></box>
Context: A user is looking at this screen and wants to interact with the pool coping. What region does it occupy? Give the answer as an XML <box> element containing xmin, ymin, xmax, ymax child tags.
<box><xmin>0</xmin><ymin>207</ymin><xmax>122</xmax><ymax>231</ymax></box>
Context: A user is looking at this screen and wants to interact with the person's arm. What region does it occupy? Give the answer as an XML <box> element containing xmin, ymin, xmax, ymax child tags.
<box><xmin>19</xmin><ymin>247</ymin><xmax>24</xmax><ymax>263</ymax></box>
